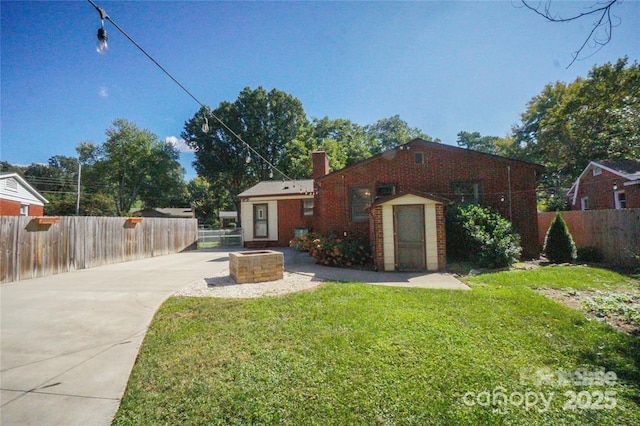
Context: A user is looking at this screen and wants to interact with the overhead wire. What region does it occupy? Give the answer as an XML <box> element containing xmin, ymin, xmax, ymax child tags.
<box><xmin>86</xmin><ymin>0</ymin><xmax>292</xmax><ymax>181</ymax></box>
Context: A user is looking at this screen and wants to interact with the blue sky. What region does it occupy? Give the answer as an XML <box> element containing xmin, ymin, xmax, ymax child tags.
<box><xmin>2</xmin><ymin>1</ymin><xmax>639</xmax><ymax>180</ymax></box>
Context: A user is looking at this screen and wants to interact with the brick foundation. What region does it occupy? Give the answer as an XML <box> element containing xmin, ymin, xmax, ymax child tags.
<box><xmin>229</xmin><ymin>250</ymin><xmax>284</xmax><ymax>284</ymax></box>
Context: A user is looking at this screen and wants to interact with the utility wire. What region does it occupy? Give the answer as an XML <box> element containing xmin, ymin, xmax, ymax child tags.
<box><xmin>87</xmin><ymin>0</ymin><xmax>293</xmax><ymax>181</ymax></box>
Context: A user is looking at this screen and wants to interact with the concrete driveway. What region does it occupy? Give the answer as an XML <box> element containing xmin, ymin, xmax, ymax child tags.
<box><xmin>1</xmin><ymin>249</ymin><xmax>467</xmax><ymax>425</ymax></box>
<box><xmin>1</xmin><ymin>250</ymin><xmax>230</xmax><ymax>426</ymax></box>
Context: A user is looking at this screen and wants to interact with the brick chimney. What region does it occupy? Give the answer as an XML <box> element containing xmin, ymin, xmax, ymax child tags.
<box><xmin>312</xmin><ymin>151</ymin><xmax>330</xmax><ymax>179</ymax></box>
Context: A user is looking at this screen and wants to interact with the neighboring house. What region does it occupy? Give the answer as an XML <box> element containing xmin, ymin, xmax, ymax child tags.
<box><xmin>567</xmin><ymin>159</ymin><xmax>640</xmax><ymax>211</ymax></box>
<box><xmin>238</xmin><ymin>180</ymin><xmax>314</xmax><ymax>248</ymax></box>
<box><xmin>239</xmin><ymin>139</ymin><xmax>542</xmax><ymax>271</ymax></box>
<box><xmin>130</xmin><ymin>207</ymin><xmax>196</xmax><ymax>218</ymax></box>
<box><xmin>219</xmin><ymin>211</ymin><xmax>238</xmax><ymax>228</ymax></box>
<box><xmin>0</xmin><ymin>173</ymin><xmax>48</xmax><ymax>216</ymax></box>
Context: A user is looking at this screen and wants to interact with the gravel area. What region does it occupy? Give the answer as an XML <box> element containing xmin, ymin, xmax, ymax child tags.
<box><xmin>175</xmin><ymin>268</ymin><xmax>325</xmax><ymax>298</ymax></box>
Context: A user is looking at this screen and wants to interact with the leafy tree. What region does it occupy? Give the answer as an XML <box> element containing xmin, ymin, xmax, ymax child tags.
<box><xmin>187</xmin><ymin>177</ymin><xmax>231</xmax><ymax>226</ymax></box>
<box><xmin>283</xmin><ymin>117</ymin><xmax>372</xmax><ymax>178</ymax></box>
<box><xmin>85</xmin><ymin>118</ymin><xmax>185</xmax><ymax>215</ymax></box>
<box><xmin>512</xmin><ymin>58</ymin><xmax>640</xmax><ymax>208</ymax></box>
<box><xmin>456</xmin><ymin>131</ymin><xmax>499</xmax><ymax>154</ymax></box>
<box><xmin>543</xmin><ymin>213</ymin><xmax>577</xmax><ymax>263</ymax></box>
<box><xmin>184</xmin><ymin>87</ymin><xmax>307</xmax><ymax>217</ymax></box>
<box><xmin>365</xmin><ymin>115</ymin><xmax>435</xmax><ymax>154</ymax></box>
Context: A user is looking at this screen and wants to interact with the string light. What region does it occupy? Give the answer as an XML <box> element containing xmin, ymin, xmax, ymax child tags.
<box><xmin>87</xmin><ymin>0</ymin><xmax>293</xmax><ymax>182</ymax></box>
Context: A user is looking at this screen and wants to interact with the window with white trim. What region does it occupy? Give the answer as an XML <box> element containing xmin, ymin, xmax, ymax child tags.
<box><xmin>581</xmin><ymin>196</ymin><xmax>589</xmax><ymax>211</ymax></box>
<box><xmin>20</xmin><ymin>204</ymin><xmax>29</xmax><ymax>216</ymax></box>
<box><xmin>303</xmin><ymin>199</ymin><xmax>314</xmax><ymax>216</ymax></box>
<box><xmin>614</xmin><ymin>190</ymin><xmax>627</xmax><ymax>209</ymax></box>
<box><xmin>452</xmin><ymin>181</ymin><xmax>483</xmax><ymax>204</ymax></box>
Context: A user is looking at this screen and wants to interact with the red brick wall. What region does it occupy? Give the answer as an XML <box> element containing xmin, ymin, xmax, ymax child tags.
<box><xmin>29</xmin><ymin>205</ymin><xmax>44</xmax><ymax>216</ymax></box>
<box><xmin>0</xmin><ymin>199</ymin><xmax>21</xmax><ymax>215</ymax></box>
<box><xmin>436</xmin><ymin>204</ymin><xmax>447</xmax><ymax>270</ymax></box>
<box><xmin>314</xmin><ymin>140</ymin><xmax>541</xmax><ymax>258</ymax></box>
<box><xmin>570</xmin><ymin>169</ymin><xmax>640</xmax><ymax>210</ymax></box>
<box><xmin>0</xmin><ymin>199</ymin><xmax>43</xmax><ymax>216</ymax></box>
<box><xmin>277</xmin><ymin>198</ymin><xmax>313</xmax><ymax>247</ymax></box>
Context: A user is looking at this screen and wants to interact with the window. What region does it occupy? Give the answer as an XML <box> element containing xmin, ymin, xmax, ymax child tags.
<box><xmin>593</xmin><ymin>167</ymin><xmax>602</xmax><ymax>176</ymax></box>
<box><xmin>581</xmin><ymin>196</ymin><xmax>589</xmax><ymax>211</ymax></box>
<box><xmin>303</xmin><ymin>199</ymin><xmax>314</xmax><ymax>216</ymax></box>
<box><xmin>376</xmin><ymin>183</ymin><xmax>396</xmax><ymax>197</ymax></box>
<box><xmin>351</xmin><ymin>187</ymin><xmax>371</xmax><ymax>222</ymax></box>
<box><xmin>253</xmin><ymin>204</ymin><xmax>268</xmax><ymax>238</ymax></box>
<box><xmin>414</xmin><ymin>152</ymin><xmax>424</xmax><ymax>165</ymax></box>
<box><xmin>20</xmin><ymin>204</ymin><xmax>29</xmax><ymax>216</ymax></box>
<box><xmin>615</xmin><ymin>191</ymin><xmax>627</xmax><ymax>209</ymax></box>
<box><xmin>452</xmin><ymin>181</ymin><xmax>483</xmax><ymax>204</ymax></box>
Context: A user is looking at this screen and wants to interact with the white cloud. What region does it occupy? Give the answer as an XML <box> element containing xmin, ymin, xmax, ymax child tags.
<box><xmin>98</xmin><ymin>86</ymin><xmax>109</xmax><ymax>98</ymax></box>
<box><xmin>165</xmin><ymin>136</ymin><xmax>194</xmax><ymax>153</ymax></box>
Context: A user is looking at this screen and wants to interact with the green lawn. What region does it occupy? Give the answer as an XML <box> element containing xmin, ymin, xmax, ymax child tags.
<box><xmin>114</xmin><ymin>266</ymin><xmax>640</xmax><ymax>425</ymax></box>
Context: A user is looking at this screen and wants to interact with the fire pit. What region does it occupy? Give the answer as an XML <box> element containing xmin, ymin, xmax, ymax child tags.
<box><xmin>229</xmin><ymin>250</ymin><xmax>284</xmax><ymax>284</ymax></box>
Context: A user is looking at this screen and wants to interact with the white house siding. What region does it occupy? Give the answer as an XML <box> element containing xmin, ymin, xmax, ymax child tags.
<box><xmin>240</xmin><ymin>200</ymin><xmax>278</xmax><ymax>242</ymax></box>
<box><xmin>0</xmin><ymin>175</ymin><xmax>46</xmax><ymax>206</ymax></box>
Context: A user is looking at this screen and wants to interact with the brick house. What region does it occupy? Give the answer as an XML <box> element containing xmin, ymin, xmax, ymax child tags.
<box><xmin>238</xmin><ymin>179</ymin><xmax>314</xmax><ymax>247</ymax></box>
<box><xmin>313</xmin><ymin>139</ymin><xmax>542</xmax><ymax>270</ymax></box>
<box><xmin>567</xmin><ymin>159</ymin><xmax>640</xmax><ymax>210</ymax></box>
<box><xmin>0</xmin><ymin>173</ymin><xmax>48</xmax><ymax>216</ymax></box>
<box><xmin>239</xmin><ymin>139</ymin><xmax>542</xmax><ymax>271</ymax></box>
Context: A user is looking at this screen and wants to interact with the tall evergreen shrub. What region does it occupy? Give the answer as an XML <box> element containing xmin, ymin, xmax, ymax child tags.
<box><xmin>543</xmin><ymin>213</ymin><xmax>577</xmax><ymax>263</ymax></box>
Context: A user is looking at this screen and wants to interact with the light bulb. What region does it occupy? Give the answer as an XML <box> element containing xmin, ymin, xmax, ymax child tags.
<box><xmin>201</xmin><ymin>117</ymin><xmax>209</xmax><ymax>133</ymax></box>
<box><xmin>269</xmin><ymin>169</ymin><xmax>274</xmax><ymax>179</ymax></box>
<box><xmin>96</xmin><ymin>27</ymin><xmax>108</xmax><ymax>54</ymax></box>
<box><xmin>245</xmin><ymin>154</ymin><xmax>251</xmax><ymax>164</ymax></box>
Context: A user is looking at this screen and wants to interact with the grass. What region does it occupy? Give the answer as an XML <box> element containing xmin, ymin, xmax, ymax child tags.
<box><xmin>114</xmin><ymin>266</ymin><xmax>640</xmax><ymax>425</ymax></box>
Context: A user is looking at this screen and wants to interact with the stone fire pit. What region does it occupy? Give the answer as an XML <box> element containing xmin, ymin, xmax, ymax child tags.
<box><xmin>229</xmin><ymin>250</ymin><xmax>284</xmax><ymax>284</ymax></box>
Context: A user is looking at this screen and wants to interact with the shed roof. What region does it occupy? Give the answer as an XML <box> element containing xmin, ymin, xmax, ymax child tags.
<box><xmin>238</xmin><ymin>180</ymin><xmax>314</xmax><ymax>198</ymax></box>
<box><xmin>0</xmin><ymin>172</ymin><xmax>49</xmax><ymax>204</ymax></box>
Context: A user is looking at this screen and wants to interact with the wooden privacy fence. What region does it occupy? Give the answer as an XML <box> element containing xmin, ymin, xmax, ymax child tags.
<box><xmin>538</xmin><ymin>209</ymin><xmax>640</xmax><ymax>268</ymax></box>
<box><xmin>0</xmin><ymin>216</ymin><xmax>198</xmax><ymax>283</ymax></box>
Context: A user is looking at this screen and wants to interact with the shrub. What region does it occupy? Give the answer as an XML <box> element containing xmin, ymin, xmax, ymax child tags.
<box><xmin>543</xmin><ymin>213</ymin><xmax>577</xmax><ymax>263</ymax></box>
<box><xmin>446</xmin><ymin>204</ymin><xmax>522</xmax><ymax>269</ymax></box>
<box><xmin>307</xmin><ymin>234</ymin><xmax>372</xmax><ymax>268</ymax></box>
<box><xmin>576</xmin><ymin>246</ymin><xmax>604</xmax><ymax>263</ymax></box>
<box><xmin>289</xmin><ymin>232</ymin><xmax>320</xmax><ymax>252</ymax></box>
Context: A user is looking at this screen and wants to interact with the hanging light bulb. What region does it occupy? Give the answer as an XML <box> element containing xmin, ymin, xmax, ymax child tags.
<box><xmin>269</xmin><ymin>169</ymin><xmax>274</xmax><ymax>179</ymax></box>
<box><xmin>96</xmin><ymin>25</ymin><xmax>108</xmax><ymax>53</ymax></box>
<box><xmin>245</xmin><ymin>153</ymin><xmax>252</xmax><ymax>164</ymax></box>
<box><xmin>201</xmin><ymin>117</ymin><xmax>209</xmax><ymax>133</ymax></box>
<box><xmin>94</xmin><ymin>4</ymin><xmax>109</xmax><ymax>54</ymax></box>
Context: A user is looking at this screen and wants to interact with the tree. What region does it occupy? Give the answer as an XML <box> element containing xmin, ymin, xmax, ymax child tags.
<box><xmin>187</xmin><ymin>177</ymin><xmax>231</xmax><ymax>226</ymax></box>
<box><xmin>283</xmin><ymin>117</ymin><xmax>373</xmax><ymax>178</ymax></box>
<box><xmin>456</xmin><ymin>131</ymin><xmax>499</xmax><ymax>154</ymax></box>
<box><xmin>543</xmin><ymin>213</ymin><xmax>577</xmax><ymax>263</ymax></box>
<box><xmin>512</xmin><ymin>58</ymin><xmax>640</xmax><ymax>209</ymax></box>
<box><xmin>87</xmin><ymin>118</ymin><xmax>185</xmax><ymax>215</ymax></box>
<box><xmin>521</xmin><ymin>0</ymin><xmax>623</xmax><ymax>68</ymax></box>
<box><xmin>183</xmin><ymin>87</ymin><xmax>307</xmax><ymax>217</ymax></box>
<box><xmin>365</xmin><ymin>115</ymin><xmax>435</xmax><ymax>154</ymax></box>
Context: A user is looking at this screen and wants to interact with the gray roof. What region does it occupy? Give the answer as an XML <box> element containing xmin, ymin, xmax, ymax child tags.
<box><xmin>595</xmin><ymin>159</ymin><xmax>640</xmax><ymax>180</ymax></box>
<box><xmin>238</xmin><ymin>180</ymin><xmax>314</xmax><ymax>198</ymax></box>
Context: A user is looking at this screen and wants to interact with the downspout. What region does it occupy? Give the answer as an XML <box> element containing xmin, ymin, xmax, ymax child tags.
<box><xmin>507</xmin><ymin>165</ymin><xmax>513</xmax><ymax>223</ymax></box>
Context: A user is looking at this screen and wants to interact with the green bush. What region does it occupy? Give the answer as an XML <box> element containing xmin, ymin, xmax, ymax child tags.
<box><xmin>576</xmin><ymin>246</ymin><xmax>604</xmax><ymax>263</ymax></box>
<box><xmin>289</xmin><ymin>232</ymin><xmax>320</xmax><ymax>252</ymax></box>
<box><xmin>543</xmin><ymin>213</ymin><xmax>577</xmax><ymax>263</ymax></box>
<box><xmin>307</xmin><ymin>234</ymin><xmax>372</xmax><ymax>268</ymax></box>
<box><xmin>446</xmin><ymin>204</ymin><xmax>522</xmax><ymax>269</ymax></box>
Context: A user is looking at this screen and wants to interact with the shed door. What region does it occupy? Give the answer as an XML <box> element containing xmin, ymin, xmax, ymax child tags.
<box><xmin>394</xmin><ymin>205</ymin><xmax>426</xmax><ymax>271</ymax></box>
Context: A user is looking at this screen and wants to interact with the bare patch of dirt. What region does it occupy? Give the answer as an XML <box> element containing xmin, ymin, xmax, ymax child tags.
<box><xmin>537</xmin><ymin>288</ymin><xmax>640</xmax><ymax>337</ymax></box>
